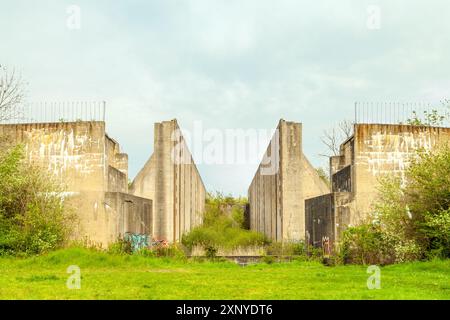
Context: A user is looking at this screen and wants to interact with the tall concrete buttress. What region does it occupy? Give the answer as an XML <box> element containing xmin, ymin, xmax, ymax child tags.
<box><xmin>247</xmin><ymin>119</ymin><xmax>330</xmax><ymax>242</ymax></box>
<box><xmin>131</xmin><ymin>119</ymin><xmax>206</xmax><ymax>242</ymax></box>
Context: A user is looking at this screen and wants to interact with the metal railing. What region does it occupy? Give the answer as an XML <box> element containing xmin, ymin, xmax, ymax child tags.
<box><xmin>354</xmin><ymin>101</ymin><xmax>450</xmax><ymax>127</ymax></box>
<box><xmin>0</xmin><ymin>101</ymin><xmax>106</xmax><ymax>124</ymax></box>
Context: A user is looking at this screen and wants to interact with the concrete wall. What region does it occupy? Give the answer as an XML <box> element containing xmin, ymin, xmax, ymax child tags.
<box><xmin>306</xmin><ymin>123</ymin><xmax>450</xmax><ymax>246</ymax></box>
<box><xmin>131</xmin><ymin>119</ymin><xmax>206</xmax><ymax>242</ymax></box>
<box><xmin>0</xmin><ymin>121</ymin><xmax>151</xmax><ymax>246</ymax></box>
<box><xmin>352</xmin><ymin>124</ymin><xmax>450</xmax><ymax>223</ymax></box>
<box><xmin>104</xmin><ymin>192</ymin><xmax>152</xmax><ymax>237</ymax></box>
<box><xmin>248</xmin><ymin>119</ymin><xmax>330</xmax><ymax>242</ymax></box>
<box><xmin>0</xmin><ymin>122</ymin><xmax>107</xmax><ymax>192</ymax></box>
<box><xmin>305</xmin><ymin>192</ymin><xmax>352</xmax><ymax>246</ymax></box>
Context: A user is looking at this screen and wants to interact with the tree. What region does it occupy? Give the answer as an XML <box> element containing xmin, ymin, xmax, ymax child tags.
<box><xmin>0</xmin><ymin>65</ymin><xmax>26</xmax><ymax>122</ymax></box>
<box><xmin>405</xmin><ymin>100</ymin><xmax>450</xmax><ymax>127</ymax></box>
<box><xmin>342</xmin><ymin>145</ymin><xmax>450</xmax><ymax>264</ymax></box>
<box><xmin>320</xmin><ymin>120</ymin><xmax>354</xmax><ymax>157</ymax></box>
<box><xmin>0</xmin><ymin>143</ymin><xmax>75</xmax><ymax>255</ymax></box>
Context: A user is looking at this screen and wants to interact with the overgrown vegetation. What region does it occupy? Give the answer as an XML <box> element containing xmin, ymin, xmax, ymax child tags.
<box><xmin>0</xmin><ymin>143</ymin><xmax>74</xmax><ymax>256</ymax></box>
<box><xmin>182</xmin><ymin>192</ymin><xmax>268</xmax><ymax>251</ymax></box>
<box><xmin>315</xmin><ymin>167</ymin><xmax>330</xmax><ymax>187</ymax></box>
<box><xmin>341</xmin><ymin>145</ymin><xmax>450</xmax><ymax>264</ymax></box>
<box><xmin>405</xmin><ymin>100</ymin><xmax>449</xmax><ymax>126</ymax></box>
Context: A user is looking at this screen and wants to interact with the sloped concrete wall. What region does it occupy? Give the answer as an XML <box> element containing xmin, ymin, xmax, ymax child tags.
<box><xmin>131</xmin><ymin>119</ymin><xmax>206</xmax><ymax>242</ymax></box>
<box><xmin>248</xmin><ymin>120</ymin><xmax>330</xmax><ymax>242</ymax></box>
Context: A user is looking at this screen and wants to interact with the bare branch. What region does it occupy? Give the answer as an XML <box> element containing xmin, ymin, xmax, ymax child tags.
<box><xmin>320</xmin><ymin>120</ymin><xmax>354</xmax><ymax>157</ymax></box>
<box><xmin>0</xmin><ymin>65</ymin><xmax>26</xmax><ymax>122</ymax></box>
<box><xmin>338</xmin><ymin>119</ymin><xmax>354</xmax><ymax>140</ymax></box>
<box><xmin>321</xmin><ymin>127</ymin><xmax>340</xmax><ymax>156</ymax></box>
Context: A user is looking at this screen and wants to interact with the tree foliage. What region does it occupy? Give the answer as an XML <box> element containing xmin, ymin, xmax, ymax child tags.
<box><xmin>405</xmin><ymin>99</ymin><xmax>450</xmax><ymax>127</ymax></box>
<box><xmin>341</xmin><ymin>145</ymin><xmax>450</xmax><ymax>264</ymax></box>
<box><xmin>0</xmin><ymin>144</ymin><xmax>75</xmax><ymax>255</ymax></box>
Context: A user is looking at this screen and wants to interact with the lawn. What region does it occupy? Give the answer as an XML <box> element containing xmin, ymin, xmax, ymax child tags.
<box><xmin>0</xmin><ymin>248</ymin><xmax>448</xmax><ymax>299</ymax></box>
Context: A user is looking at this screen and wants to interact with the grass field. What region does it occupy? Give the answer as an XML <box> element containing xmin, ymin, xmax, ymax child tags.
<box><xmin>0</xmin><ymin>248</ymin><xmax>449</xmax><ymax>299</ymax></box>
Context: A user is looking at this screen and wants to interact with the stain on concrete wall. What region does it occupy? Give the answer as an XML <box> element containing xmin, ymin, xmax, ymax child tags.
<box><xmin>354</xmin><ymin>124</ymin><xmax>450</xmax><ymax>220</ymax></box>
<box><xmin>0</xmin><ymin>122</ymin><xmax>106</xmax><ymax>191</ymax></box>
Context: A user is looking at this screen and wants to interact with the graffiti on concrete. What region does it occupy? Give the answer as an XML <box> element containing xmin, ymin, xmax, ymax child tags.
<box><xmin>124</xmin><ymin>232</ymin><xmax>150</xmax><ymax>252</ymax></box>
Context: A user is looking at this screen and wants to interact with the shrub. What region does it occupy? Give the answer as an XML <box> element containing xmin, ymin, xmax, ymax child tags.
<box><xmin>182</xmin><ymin>223</ymin><xmax>268</xmax><ymax>250</ymax></box>
<box><xmin>265</xmin><ymin>241</ymin><xmax>306</xmax><ymax>256</ymax></box>
<box><xmin>152</xmin><ymin>243</ymin><xmax>186</xmax><ymax>259</ymax></box>
<box><xmin>107</xmin><ymin>238</ymin><xmax>132</xmax><ymax>255</ymax></box>
<box><xmin>341</xmin><ymin>145</ymin><xmax>450</xmax><ymax>264</ymax></box>
<box><xmin>204</xmin><ymin>245</ymin><xmax>217</xmax><ymax>259</ymax></box>
<box><xmin>340</xmin><ymin>223</ymin><xmax>395</xmax><ymax>265</ymax></box>
<box><xmin>262</xmin><ymin>255</ymin><xmax>275</xmax><ymax>264</ymax></box>
<box><xmin>182</xmin><ymin>192</ymin><xmax>269</xmax><ymax>250</ymax></box>
<box><xmin>0</xmin><ymin>144</ymin><xmax>74</xmax><ymax>255</ymax></box>
<box><xmin>374</xmin><ymin>145</ymin><xmax>450</xmax><ymax>260</ymax></box>
<box><xmin>420</xmin><ymin>208</ymin><xmax>450</xmax><ymax>258</ymax></box>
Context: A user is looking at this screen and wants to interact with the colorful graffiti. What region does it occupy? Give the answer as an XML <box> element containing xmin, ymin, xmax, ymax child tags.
<box><xmin>124</xmin><ymin>232</ymin><xmax>149</xmax><ymax>252</ymax></box>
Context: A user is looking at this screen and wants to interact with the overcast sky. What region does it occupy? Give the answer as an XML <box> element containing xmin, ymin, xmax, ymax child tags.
<box><xmin>1</xmin><ymin>0</ymin><xmax>449</xmax><ymax>196</ymax></box>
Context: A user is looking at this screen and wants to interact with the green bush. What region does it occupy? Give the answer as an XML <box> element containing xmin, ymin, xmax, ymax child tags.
<box><xmin>182</xmin><ymin>192</ymin><xmax>268</xmax><ymax>250</ymax></box>
<box><xmin>107</xmin><ymin>238</ymin><xmax>132</xmax><ymax>255</ymax></box>
<box><xmin>262</xmin><ymin>255</ymin><xmax>275</xmax><ymax>264</ymax></box>
<box><xmin>0</xmin><ymin>144</ymin><xmax>74</xmax><ymax>255</ymax></box>
<box><xmin>265</xmin><ymin>241</ymin><xmax>307</xmax><ymax>256</ymax></box>
<box><xmin>152</xmin><ymin>244</ymin><xmax>186</xmax><ymax>259</ymax></box>
<box><xmin>204</xmin><ymin>245</ymin><xmax>217</xmax><ymax>259</ymax></box>
<box><xmin>342</xmin><ymin>145</ymin><xmax>450</xmax><ymax>264</ymax></box>
<box><xmin>420</xmin><ymin>208</ymin><xmax>450</xmax><ymax>259</ymax></box>
<box><xmin>182</xmin><ymin>222</ymin><xmax>268</xmax><ymax>250</ymax></box>
<box><xmin>340</xmin><ymin>224</ymin><xmax>395</xmax><ymax>265</ymax></box>
<box><xmin>377</xmin><ymin>145</ymin><xmax>450</xmax><ymax>260</ymax></box>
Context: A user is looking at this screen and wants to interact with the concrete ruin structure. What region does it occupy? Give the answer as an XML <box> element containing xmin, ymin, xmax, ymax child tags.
<box><xmin>0</xmin><ymin>118</ymin><xmax>206</xmax><ymax>246</ymax></box>
<box><xmin>305</xmin><ymin>123</ymin><xmax>450</xmax><ymax>247</ymax></box>
<box><xmin>131</xmin><ymin>119</ymin><xmax>206</xmax><ymax>242</ymax></box>
<box><xmin>247</xmin><ymin>119</ymin><xmax>330</xmax><ymax>242</ymax></box>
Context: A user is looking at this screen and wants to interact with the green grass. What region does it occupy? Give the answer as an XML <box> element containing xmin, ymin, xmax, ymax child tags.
<box><xmin>0</xmin><ymin>248</ymin><xmax>449</xmax><ymax>299</ymax></box>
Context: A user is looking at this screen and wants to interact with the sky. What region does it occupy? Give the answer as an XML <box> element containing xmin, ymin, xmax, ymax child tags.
<box><xmin>1</xmin><ymin>0</ymin><xmax>449</xmax><ymax>196</ymax></box>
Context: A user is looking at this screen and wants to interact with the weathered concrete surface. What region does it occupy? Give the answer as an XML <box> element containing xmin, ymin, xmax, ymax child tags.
<box><xmin>130</xmin><ymin>119</ymin><xmax>206</xmax><ymax>242</ymax></box>
<box><xmin>306</xmin><ymin>123</ymin><xmax>450</xmax><ymax>246</ymax></box>
<box><xmin>305</xmin><ymin>192</ymin><xmax>352</xmax><ymax>246</ymax></box>
<box><xmin>104</xmin><ymin>192</ymin><xmax>152</xmax><ymax>237</ymax></box>
<box><xmin>248</xmin><ymin>119</ymin><xmax>330</xmax><ymax>242</ymax></box>
<box><xmin>0</xmin><ymin>121</ymin><xmax>151</xmax><ymax>246</ymax></box>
